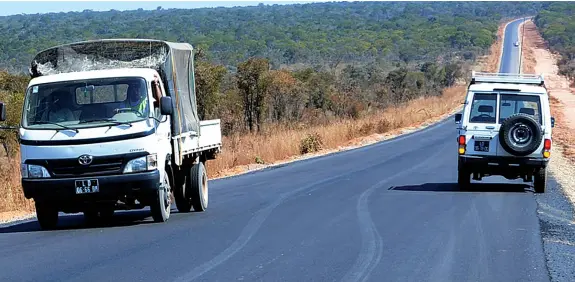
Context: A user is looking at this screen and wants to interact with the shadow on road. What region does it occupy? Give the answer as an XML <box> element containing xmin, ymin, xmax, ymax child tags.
<box><xmin>388</xmin><ymin>182</ymin><xmax>531</xmax><ymax>193</ymax></box>
<box><xmin>0</xmin><ymin>209</ymin><xmax>159</xmax><ymax>233</ymax></box>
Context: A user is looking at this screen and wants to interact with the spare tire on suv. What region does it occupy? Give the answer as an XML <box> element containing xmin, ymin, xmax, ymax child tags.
<box><xmin>498</xmin><ymin>113</ymin><xmax>543</xmax><ymax>156</ymax></box>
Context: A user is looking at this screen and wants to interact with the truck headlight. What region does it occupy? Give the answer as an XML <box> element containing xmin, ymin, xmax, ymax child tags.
<box><xmin>123</xmin><ymin>154</ymin><xmax>158</xmax><ymax>173</ymax></box>
<box><xmin>21</xmin><ymin>164</ymin><xmax>51</xmax><ymax>179</ymax></box>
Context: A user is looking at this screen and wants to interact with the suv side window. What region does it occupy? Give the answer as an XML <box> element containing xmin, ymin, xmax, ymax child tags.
<box><xmin>469</xmin><ymin>93</ymin><xmax>497</xmax><ymax>123</ymax></box>
<box><xmin>499</xmin><ymin>94</ymin><xmax>542</xmax><ymax>124</ymax></box>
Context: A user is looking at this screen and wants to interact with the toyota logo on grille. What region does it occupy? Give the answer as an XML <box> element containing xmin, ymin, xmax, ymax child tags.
<box><xmin>78</xmin><ymin>154</ymin><xmax>93</xmax><ymax>166</ymax></box>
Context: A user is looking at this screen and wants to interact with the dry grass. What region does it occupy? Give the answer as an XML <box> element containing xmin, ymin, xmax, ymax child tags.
<box><xmin>0</xmin><ymin>19</ymin><xmax>507</xmax><ymax>220</ymax></box>
<box><xmin>0</xmin><ymin>156</ymin><xmax>34</xmax><ymax>215</ymax></box>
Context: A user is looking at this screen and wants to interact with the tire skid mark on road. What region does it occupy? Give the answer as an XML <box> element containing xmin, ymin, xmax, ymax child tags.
<box><xmin>172</xmin><ymin>135</ymin><xmax>449</xmax><ymax>282</ymax></box>
<box><xmin>341</xmin><ymin>141</ymin><xmax>451</xmax><ymax>282</ymax></box>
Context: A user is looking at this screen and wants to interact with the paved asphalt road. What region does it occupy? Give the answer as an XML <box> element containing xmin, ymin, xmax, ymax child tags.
<box><xmin>0</xmin><ymin>18</ymin><xmax>555</xmax><ymax>282</ymax></box>
<box><xmin>499</xmin><ymin>18</ymin><xmax>526</xmax><ymax>74</ymax></box>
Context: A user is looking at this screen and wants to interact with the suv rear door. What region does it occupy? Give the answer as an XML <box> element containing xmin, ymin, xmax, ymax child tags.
<box><xmin>463</xmin><ymin>92</ymin><xmax>500</xmax><ymax>156</ymax></box>
<box><xmin>496</xmin><ymin>92</ymin><xmax>544</xmax><ymax>157</ymax></box>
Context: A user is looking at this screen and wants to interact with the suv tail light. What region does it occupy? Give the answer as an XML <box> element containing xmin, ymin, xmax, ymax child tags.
<box><xmin>458</xmin><ymin>135</ymin><xmax>466</xmax><ymax>154</ymax></box>
<box><xmin>543</xmin><ymin>139</ymin><xmax>551</xmax><ymax>158</ymax></box>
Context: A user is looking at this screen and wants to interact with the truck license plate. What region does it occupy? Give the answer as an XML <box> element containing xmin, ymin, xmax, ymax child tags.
<box><xmin>474</xmin><ymin>141</ymin><xmax>490</xmax><ymax>152</ymax></box>
<box><xmin>75</xmin><ymin>179</ymin><xmax>99</xmax><ymax>194</ymax></box>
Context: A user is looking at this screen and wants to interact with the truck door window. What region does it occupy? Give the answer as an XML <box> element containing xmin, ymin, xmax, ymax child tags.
<box><xmin>469</xmin><ymin>93</ymin><xmax>497</xmax><ymax>123</ymax></box>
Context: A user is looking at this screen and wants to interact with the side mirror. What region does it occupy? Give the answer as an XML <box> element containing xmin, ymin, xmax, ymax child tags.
<box><xmin>0</xmin><ymin>102</ymin><xmax>6</xmax><ymax>122</ymax></box>
<box><xmin>454</xmin><ymin>113</ymin><xmax>462</xmax><ymax>124</ymax></box>
<box><xmin>160</xmin><ymin>96</ymin><xmax>173</xmax><ymax>116</ymax></box>
<box><xmin>551</xmin><ymin>117</ymin><xmax>555</xmax><ymax>128</ymax></box>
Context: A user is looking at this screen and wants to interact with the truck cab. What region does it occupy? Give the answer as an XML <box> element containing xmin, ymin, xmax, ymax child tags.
<box><xmin>454</xmin><ymin>71</ymin><xmax>553</xmax><ymax>193</ymax></box>
<box><xmin>0</xmin><ymin>39</ymin><xmax>222</xmax><ymax>229</ymax></box>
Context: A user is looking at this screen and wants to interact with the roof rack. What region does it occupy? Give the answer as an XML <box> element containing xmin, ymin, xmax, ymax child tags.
<box><xmin>470</xmin><ymin>71</ymin><xmax>545</xmax><ymax>86</ymax></box>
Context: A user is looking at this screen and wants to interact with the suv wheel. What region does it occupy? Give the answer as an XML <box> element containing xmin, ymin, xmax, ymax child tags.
<box><xmin>534</xmin><ymin>168</ymin><xmax>547</xmax><ymax>194</ymax></box>
<box><xmin>458</xmin><ymin>166</ymin><xmax>471</xmax><ymax>190</ymax></box>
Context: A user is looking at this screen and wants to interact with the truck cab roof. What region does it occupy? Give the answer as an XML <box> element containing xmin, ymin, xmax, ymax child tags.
<box><xmin>27</xmin><ymin>68</ymin><xmax>159</xmax><ymax>87</ymax></box>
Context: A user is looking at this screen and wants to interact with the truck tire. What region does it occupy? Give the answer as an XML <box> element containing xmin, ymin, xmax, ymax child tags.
<box><xmin>151</xmin><ymin>170</ymin><xmax>172</xmax><ymax>222</ymax></box>
<box><xmin>189</xmin><ymin>161</ymin><xmax>208</xmax><ymax>212</ymax></box>
<box><xmin>174</xmin><ymin>166</ymin><xmax>193</xmax><ymax>213</ymax></box>
<box><xmin>499</xmin><ymin>113</ymin><xmax>542</xmax><ymax>156</ymax></box>
<box><xmin>534</xmin><ymin>168</ymin><xmax>547</xmax><ymax>194</ymax></box>
<box><xmin>35</xmin><ymin>202</ymin><xmax>58</xmax><ymax>230</ymax></box>
<box><xmin>83</xmin><ymin>211</ymin><xmax>100</xmax><ymax>225</ymax></box>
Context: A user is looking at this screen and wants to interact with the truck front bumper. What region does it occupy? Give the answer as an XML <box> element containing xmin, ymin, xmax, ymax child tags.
<box><xmin>22</xmin><ymin>170</ymin><xmax>160</xmax><ymax>202</ymax></box>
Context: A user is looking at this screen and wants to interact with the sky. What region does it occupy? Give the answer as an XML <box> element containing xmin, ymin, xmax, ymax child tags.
<box><xmin>0</xmin><ymin>0</ymin><xmax>332</xmax><ymax>17</ymax></box>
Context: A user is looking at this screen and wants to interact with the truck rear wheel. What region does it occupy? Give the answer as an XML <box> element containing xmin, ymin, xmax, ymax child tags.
<box><xmin>151</xmin><ymin>170</ymin><xmax>172</xmax><ymax>222</ymax></box>
<box><xmin>534</xmin><ymin>168</ymin><xmax>547</xmax><ymax>194</ymax></box>
<box><xmin>190</xmin><ymin>161</ymin><xmax>208</xmax><ymax>212</ymax></box>
<box><xmin>174</xmin><ymin>166</ymin><xmax>193</xmax><ymax>213</ymax></box>
<box><xmin>35</xmin><ymin>202</ymin><xmax>58</xmax><ymax>230</ymax></box>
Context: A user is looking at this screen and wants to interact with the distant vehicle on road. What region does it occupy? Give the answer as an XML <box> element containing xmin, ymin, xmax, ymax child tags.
<box><xmin>0</xmin><ymin>39</ymin><xmax>222</xmax><ymax>230</ymax></box>
<box><xmin>514</xmin><ymin>41</ymin><xmax>520</xmax><ymax>47</ymax></box>
<box><xmin>454</xmin><ymin>71</ymin><xmax>554</xmax><ymax>193</ymax></box>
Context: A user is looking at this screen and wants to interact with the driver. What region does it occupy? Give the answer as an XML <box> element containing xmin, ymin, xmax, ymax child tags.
<box><xmin>124</xmin><ymin>83</ymin><xmax>148</xmax><ymax>114</ymax></box>
<box><xmin>48</xmin><ymin>90</ymin><xmax>75</xmax><ymax>122</ymax></box>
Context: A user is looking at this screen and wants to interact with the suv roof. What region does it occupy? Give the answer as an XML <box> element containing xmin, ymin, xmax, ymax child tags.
<box><xmin>468</xmin><ymin>71</ymin><xmax>547</xmax><ymax>95</ymax></box>
<box><xmin>470</xmin><ymin>71</ymin><xmax>544</xmax><ymax>85</ymax></box>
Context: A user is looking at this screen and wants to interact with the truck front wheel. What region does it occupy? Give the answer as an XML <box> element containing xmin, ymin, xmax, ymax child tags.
<box><xmin>35</xmin><ymin>202</ymin><xmax>58</xmax><ymax>230</ymax></box>
<box><xmin>150</xmin><ymin>170</ymin><xmax>172</xmax><ymax>222</ymax></box>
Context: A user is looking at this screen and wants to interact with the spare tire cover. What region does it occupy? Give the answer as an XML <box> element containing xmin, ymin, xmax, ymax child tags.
<box><xmin>498</xmin><ymin>113</ymin><xmax>543</xmax><ymax>156</ymax></box>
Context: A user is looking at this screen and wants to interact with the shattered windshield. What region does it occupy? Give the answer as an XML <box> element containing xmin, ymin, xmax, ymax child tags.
<box><xmin>22</xmin><ymin>77</ymin><xmax>150</xmax><ymax>130</ymax></box>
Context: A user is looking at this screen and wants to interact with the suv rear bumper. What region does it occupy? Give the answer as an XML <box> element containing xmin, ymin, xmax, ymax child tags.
<box><xmin>459</xmin><ymin>155</ymin><xmax>548</xmax><ymax>171</ymax></box>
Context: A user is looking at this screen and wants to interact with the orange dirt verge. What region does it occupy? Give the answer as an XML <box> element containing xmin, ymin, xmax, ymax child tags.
<box><xmin>521</xmin><ymin>19</ymin><xmax>575</xmax><ymax>205</ymax></box>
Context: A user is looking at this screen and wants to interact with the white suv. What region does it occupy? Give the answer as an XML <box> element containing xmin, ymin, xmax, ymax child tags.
<box><xmin>455</xmin><ymin>71</ymin><xmax>555</xmax><ymax>193</ymax></box>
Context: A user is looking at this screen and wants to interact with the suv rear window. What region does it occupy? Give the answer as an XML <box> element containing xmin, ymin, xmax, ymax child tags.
<box><xmin>469</xmin><ymin>93</ymin><xmax>497</xmax><ymax>123</ymax></box>
<box><xmin>499</xmin><ymin>94</ymin><xmax>542</xmax><ymax>124</ymax></box>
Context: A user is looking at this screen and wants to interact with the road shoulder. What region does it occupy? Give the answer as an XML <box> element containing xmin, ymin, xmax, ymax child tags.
<box><xmin>522</xmin><ymin>19</ymin><xmax>575</xmax><ymax>282</ymax></box>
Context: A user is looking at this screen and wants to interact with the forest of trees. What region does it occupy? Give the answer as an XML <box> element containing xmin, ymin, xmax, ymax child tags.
<box><xmin>0</xmin><ymin>1</ymin><xmax>546</xmax><ymax>73</ymax></box>
<box><xmin>0</xmin><ymin>1</ymin><xmax>556</xmax><ymax>156</ymax></box>
<box><xmin>534</xmin><ymin>2</ymin><xmax>575</xmax><ymax>81</ymax></box>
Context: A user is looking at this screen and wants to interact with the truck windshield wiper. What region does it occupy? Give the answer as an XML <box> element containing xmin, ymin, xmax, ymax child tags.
<box><xmin>78</xmin><ymin>118</ymin><xmax>133</xmax><ymax>127</ymax></box>
<box><xmin>32</xmin><ymin>121</ymin><xmax>79</xmax><ymax>133</ymax></box>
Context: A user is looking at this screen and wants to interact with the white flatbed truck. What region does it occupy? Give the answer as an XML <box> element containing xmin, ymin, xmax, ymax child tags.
<box><xmin>0</xmin><ymin>39</ymin><xmax>222</xmax><ymax>229</ymax></box>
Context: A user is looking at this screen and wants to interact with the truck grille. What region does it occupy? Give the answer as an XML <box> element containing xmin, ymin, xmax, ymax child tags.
<box><xmin>46</xmin><ymin>157</ymin><xmax>124</xmax><ymax>177</ymax></box>
<box><xmin>24</xmin><ymin>152</ymin><xmax>149</xmax><ymax>178</ymax></box>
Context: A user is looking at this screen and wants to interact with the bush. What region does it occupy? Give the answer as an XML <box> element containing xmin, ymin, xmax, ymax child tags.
<box><xmin>299</xmin><ymin>132</ymin><xmax>324</xmax><ymax>154</ymax></box>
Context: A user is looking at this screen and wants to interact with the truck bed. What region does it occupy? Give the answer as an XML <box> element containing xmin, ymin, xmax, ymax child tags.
<box><xmin>178</xmin><ymin>119</ymin><xmax>222</xmax><ymax>157</ymax></box>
